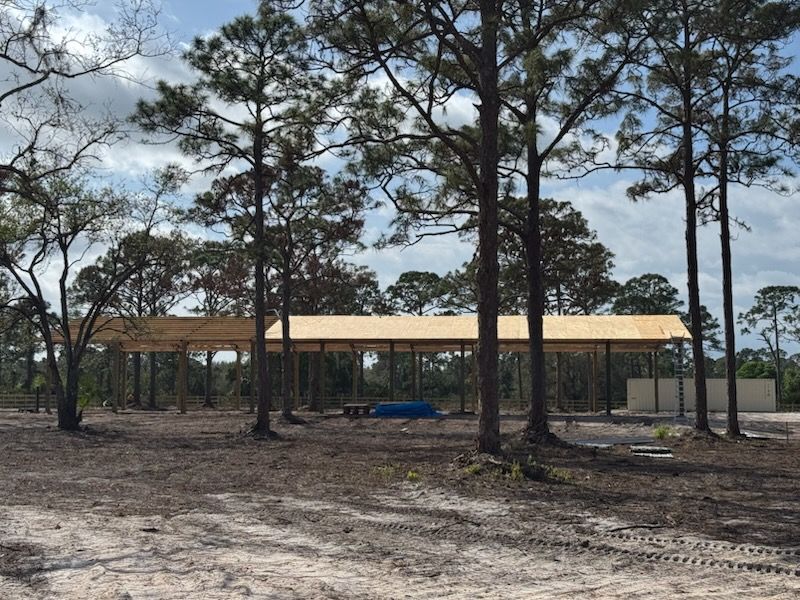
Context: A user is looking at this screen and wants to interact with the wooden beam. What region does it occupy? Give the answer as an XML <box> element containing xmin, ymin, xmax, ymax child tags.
<box><xmin>178</xmin><ymin>341</ymin><xmax>188</xmax><ymax>414</ymax></box>
<box><xmin>459</xmin><ymin>343</ymin><xmax>466</xmax><ymax>413</ymax></box>
<box><xmin>471</xmin><ymin>345</ymin><xmax>477</xmax><ymax>413</ymax></box>
<box><xmin>388</xmin><ymin>341</ymin><xmax>395</xmax><ymax>402</ymax></box>
<box><xmin>319</xmin><ymin>342</ymin><xmax>326</xmax><ymax>413</ymax></box>
<box><xmin>249</xmin><ymin>340</ymin><xmax>256</xmax><ymax>414</ymax></box>
<box><xmin>418</xmin><ymin>350</ymin><xmax>423</xmax><ymax>400</ymax></box>
<box><xmin>351</xmin><ymin>347</ymin><xmax>358</xmax><ymax>403</ymax></box>
<box><xmin>110</xmin><ymin>343</ymin><xmax>120</xmax><ymax>413</ymax></box>
<box><xmin>234</xmin><ymin>350</ymin><xmax>242</xmax><ymax>411</ymax></box>
<box><xmin>120</xmin><ymin>351</ymin><xmax>128</xmax><ymax>411</ymax></box>
<box><xmin>605</xmin><ymin>341</ymin><xmax>612</xmax><ymax>416</ymax></box>
<box><xmin>654</xmin><ymin>351</ymin><xmax>660</xmax><ymax>413</ymax></box>
<box><xmin>592</xmin><ymin>349</ymin><xmax>599</xmax><ymax>413</ymax></box>
<box><xmin>410</xmin><ymin>348</ymin><xmax>416</xmax><ymax>400</ymax></box>
<box><xmin>293</xmin><ymin>350</ymin><xmax>300</xmax><ymax>409</ymax></box>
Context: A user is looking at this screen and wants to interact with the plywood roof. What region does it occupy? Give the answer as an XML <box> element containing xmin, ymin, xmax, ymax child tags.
<box><xmin>58</xmin><ymin>314</ymin><xmax>689</xmax><ymax>353</ymax></box>
<box><xmin>55</xmin><ymin>316</ymin><xmax>277</xmax><ymax>351</ymax></box>
<box><xmin>264</xmin><ymin>314</ymin><xmax>690</xmax><ymax>353</ymax></box>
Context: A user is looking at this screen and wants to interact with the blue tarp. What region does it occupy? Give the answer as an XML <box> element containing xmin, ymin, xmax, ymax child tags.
<box><xmin>373</xmin><ymin>401</ymin><xmax>441</xmax><ymax>418</ymax></box>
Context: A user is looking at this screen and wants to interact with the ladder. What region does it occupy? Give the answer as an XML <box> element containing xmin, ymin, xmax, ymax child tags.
<box><xmin>671</xmin><ymin>336</ymin><xmax>685</xmax><ymax>417</ymax></box>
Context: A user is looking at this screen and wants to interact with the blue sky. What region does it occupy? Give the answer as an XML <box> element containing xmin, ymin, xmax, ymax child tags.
<box><xmin>27</xmin><ymin>1</ymin><xmax>800</xmax><ymax>357</ymax></box>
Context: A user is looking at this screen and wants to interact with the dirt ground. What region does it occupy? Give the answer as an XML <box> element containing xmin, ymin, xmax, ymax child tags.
<box><xmin>1</xmin><ymin>409</ymin><xmax>799</xmax><ymax>599</ymax></box>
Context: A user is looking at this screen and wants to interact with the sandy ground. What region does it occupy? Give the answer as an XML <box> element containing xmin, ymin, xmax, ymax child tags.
<box><xmin>1</xmin><ymin>410</ymin><xmax>799</xmax><ymax>599</ymax></box>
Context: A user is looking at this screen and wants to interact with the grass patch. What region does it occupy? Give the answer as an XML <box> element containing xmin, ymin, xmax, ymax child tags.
<box><xmin>653</xmin><ymin>424</ymin><xmax>673</xmax><ymax>440</ymax></box>
<box><xmin>406</xmin><ymin>469</ymin><xmax>421</xmax><ymax>482</ymax></box>
<box><xmin>372</xmin><ymin>464</ymin><xmax>397</xmax><ymax>479</ymax></box>
<box><xmin>463</xmin><ymin>463</ymin><xmax>482</xmax><ymax>476</ymax></box>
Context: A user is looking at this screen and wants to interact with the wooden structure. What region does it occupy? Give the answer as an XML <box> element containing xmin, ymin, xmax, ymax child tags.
<box><xmin>55</xmin><ymin>317</ymin><xmax>278</xmax><ymax>414</ymax></box>
<box><xmin>56</xmin><ymin>314</ymin><xmax>690</xmax><ymax>414</ymax></box>
<box><xmin>263</xmin><ymin>314</ymin><xmax>690</xmax><ymax>414</ymax></box>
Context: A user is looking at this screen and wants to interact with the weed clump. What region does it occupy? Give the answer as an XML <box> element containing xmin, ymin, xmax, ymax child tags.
<box><xmin>653</xmin><ymin>424</ymin><xmax>673</xmax><ymax>440</ymax></box>
<box><xmin>372</xmin><ymin>465</ymin><xmax>397</xmax><ymax>479</ymax></box>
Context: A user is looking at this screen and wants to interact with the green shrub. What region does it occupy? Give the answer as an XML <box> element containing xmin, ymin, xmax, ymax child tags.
<box><xmin>372</xmin><ymin>465</ymin><xmax>397</xmax><ymax>479</ymax></box>
<box><xmin>653</xmin><ymin>424</ymin><xmax>672</xmax><ymax>440</ymax></box>
<box><xmin>463</xmin><ymin>463</ymin><xmax>482</xmax><ymax>476</ymax></box>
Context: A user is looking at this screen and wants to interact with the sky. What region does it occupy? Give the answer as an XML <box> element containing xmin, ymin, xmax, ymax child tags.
<box><xmin>5</xmin><ymin>0</ymin><xmax>800</xmax><ymax>357</ymax></box>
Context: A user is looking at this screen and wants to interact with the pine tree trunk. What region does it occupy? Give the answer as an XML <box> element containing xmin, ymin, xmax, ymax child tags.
<box><xmin>280</xmin><ymin>265</ymin><xmax>295</xmax><ymax>420</ymax></box>
<box><xmin>475</xmin><ymin>0</ymin><xmax>501</xmax><ymax>454</ymax></box>
<box><xmin>774</xmin><ymin>312</ymin><xmax>782</xmax><ymax>406</ymax></box>
<box><xmin>524</xmin><ymin>157</ymin><xmax>549</xmax><ymax>440</ymax></box>
<box><xmin>718</xmin><ymin>98</ymin><xmax>739</xmax><ymax>436</ymax></box>
<box><xmin>56</xmin><ymin>359</ymin><xmax>81</xmax><ymax>431</ymax></box>
<box><xmin>252</xmin><ymin>132</ymin><xmax>272</xmax><ymax>435</ymax></box>
<box><xmin>680</xmin><ymin>47</ymin><xmax>708</xmax><ymax>431</ymax></box>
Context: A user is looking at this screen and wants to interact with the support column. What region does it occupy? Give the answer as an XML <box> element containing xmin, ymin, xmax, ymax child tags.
<box><xmin>351</xmin><ymin>348</ymin><xmax>358</xmax><ymax>403</ymax></box>
<box><xmin>418</xmin><ymin>351</ymin><xmax>423</xmax><ymax>401</ymax></box>
<box><xmin>605</xmin><ymin>340</ymin><xmax>612</xmax><ymax>416</ymax></box>
<box><xmin>388</xmin><ymin>341</ymin><xmax>395</xmax><ymax>402</ymax></box>
<box><xmin>319</xmin><ymin>342</ymin><xmax>326</xmax><ymax>413</ymax></box>
<box><xmin>110</xmin><ymin>343</ymin><xmax>120</xmax><ymax>413</ymax></box>
<box><xmin>653</xmin><ymin>351</ymin><xmax>660</xmax><ymax>413</ymax></box>
<box><xmin>459</xmin><ymin>343</ymin><xmax>466</xmax><ymax>413</ymax></box>
<box><xmin>471</xmin><ymin>346</ymin><xmax>478</xmax><ymax>413</ymax></box>
<box><xmin>249</xmin><ymin>340</ymin><xmax>256</xmax><ymax>414</ymax></box>
<box><xmin>293</xmin><ymin>351</ymin><xmax>300</xmax><ymax>409</ymax></box>
<box><xmin>410</xmin><ymin>348</ymin><xmax>416</xmax><ymax>400</ymax></box>
<box><xmin>234</xmin><ymin>350</ymin><xmax>242</xmax><ymax>411</ymax></box>
<box><xmin>178</xmin><ymin>341</ymin><xmax>188</xmax><ymax>414</ymax></box>
<box><xmin>120</xmin><ymin>351</ymin><xmax>128</xmax><ymax>411</ymax></box>
<box><xmin>592</xmin><ymin>349</ymin><xmax>599</xmax><ymax>412</ymax></box>
<box><xmin>517</xmin><ymin>352</ymin><xmax>524</xmax><ymax>411</ymax></box>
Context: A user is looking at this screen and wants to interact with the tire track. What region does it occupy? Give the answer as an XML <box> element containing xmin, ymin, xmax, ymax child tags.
<box><xmin>344</xmin><ymin>496</ymin><xmax>800</xmax><ymax>560</ymax></box>
<box><xmin>260</xmin><ymin>499</ymin><xmax>800</xmax><ymax>579</ymax></box>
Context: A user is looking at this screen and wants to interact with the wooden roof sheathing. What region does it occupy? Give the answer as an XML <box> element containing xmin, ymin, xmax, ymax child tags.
<box><xmin>57</xmin><ymin>316</ymin><xmax>278</xmax><ymax>351</ymax></box>
<box><xmin>59</xmin><ymin>314</ymin><xmax>689</xmax><ymax>353</ymax></box>
<box><xmin>264</xmin><ymin>314</ymin><xmax>690</xmax><ymax>353</ymax></box>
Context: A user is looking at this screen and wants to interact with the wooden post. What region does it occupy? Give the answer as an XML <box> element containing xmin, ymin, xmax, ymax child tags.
<box><xmin>653</xmin><ymin>351</ymin><xmax>660</xmax><ymax>413</ymax></box>
<box><xmin>249</xmin><ymin>340</ymin><xmax>256</xmax><ymax>414</ymax></box>
<box><xmin>110</xmin><ymin>343</ymin><xmax>120</xmax><ymax>413</ymax></box>
<box><xmin>418</xmin><ymin>351</ymin><xmax>423</xmax><ymax>401</ymax></box>
<box><xmin>178</xmin><ymin>341</ymin><xmax>188</xmax><ymax>414</ymax></box>
<box><xmin>592</xmin><ymin>349</ymin><xmax>599</xmax><ymax>412</ymax></box>
<box><xmin>459</xmin><ymin>343</ymin><xmax>466</xmax><ymax>413</ymax></box>
<box><xmin>351</xmin><ymin>348</ymin><xmax>358</xmax><ymax>403</ymax></box>
<box><xmin>517</xmin><ymin>352</ymin><xmax>524</xmax><ymax>411</ymax></box>
<box><xmin>120</xmin><ymin>351</ymin><xmax>128</xmax><ymax>411</ymax></box>
<box><xmin>319</xmin><ymin>342</ymin><xmax>326</xmax><ymax>413</ymax></box>
<box><xmin>293</xmin><ymin>351</ymin><xmax>300</xmax><ymax>409</ymax></box>
<box><xmin>605</xmin><ymin>341</ymin><xmax>612</xmax><ymax>416</ymax></box>
<box><xmin>410</xmin><ymin>348</ymin><xmax>416</xmax><ymax>400</ymax></box>
<box><xmin>388</xmin><ymin>341</ymin><xmax>395</xmax><ymax>402</ymax></box>
<box><xmin>234</xmin><ymin>350</ymin><xmax>242</xmax><ymax>411</ymax></box>
<box><xmin>471</xmin><ymin>345</ymin><xmax>478</xmax><ymax>413</ymax></box>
